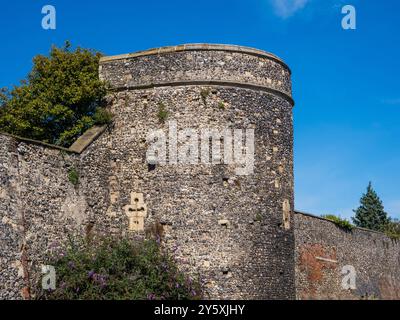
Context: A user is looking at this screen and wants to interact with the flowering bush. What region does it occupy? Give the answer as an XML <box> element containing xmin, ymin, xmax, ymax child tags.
<box><xmin>38</xmin><ymin>236</ymin><xmax>203</xmax><ymax>300</ymax></box>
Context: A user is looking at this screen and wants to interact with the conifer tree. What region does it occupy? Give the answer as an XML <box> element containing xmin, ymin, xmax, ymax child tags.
<box><xmin>352</xmin><ymin>182</ymin><xmax>389</xmax><ymax>231</ymax></box>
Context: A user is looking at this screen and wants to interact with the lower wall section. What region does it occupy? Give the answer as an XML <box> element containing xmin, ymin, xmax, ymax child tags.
<box><xmin>294</xmin><ymin>212</ymin><xmax>400</xmax><ymax>300</ymax></box>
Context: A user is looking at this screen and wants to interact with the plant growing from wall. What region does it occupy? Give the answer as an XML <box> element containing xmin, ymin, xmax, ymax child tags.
<box><xmin>200</xmin><ymin>88</ymin><xmax>210</xmax><ymax>105</ymax></box>
<box><xmin>157</xmin><ymin>102</ymin><xmax>168</xmax><ymax>123</ymax></box>
<box><xmin>37</xmin><ymin>236</ymin><xmax>203</xmax><ymax>300</ymax></box>
<box><xmin>68</xmin><ymin>167</ymin><xmax>79</xmax><ymax>186</ymax></box>
<box><xmin>218</xmin><ymin>101</ymin><xmax>225</xmax><ymax>110</ymax></box>
<box><xmin>322</xmin><ymin>214</ymin><xmax>354</xmax><ymax>231</ymax></box>
<box><xmin>0</xmin><ymin>41</ymin><xmax>108</xmax><ymax>147</ymax></box>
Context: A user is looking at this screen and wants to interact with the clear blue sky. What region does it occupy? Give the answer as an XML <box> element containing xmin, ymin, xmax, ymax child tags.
<box><xmin>1</xmin><ymin>0</ymin><xmax>399</xmax><ymax>219</ymax></box>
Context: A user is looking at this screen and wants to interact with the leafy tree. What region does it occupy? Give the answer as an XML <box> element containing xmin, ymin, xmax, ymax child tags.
<box><xmin>352</xmin><ymin>182</ymin><xmax>389</xmax><ymax>231</ymax></box>
<box><xmin>0</xmin><ymin>41</ymin><xmax>110</xmax><ymax>147</ymax></box>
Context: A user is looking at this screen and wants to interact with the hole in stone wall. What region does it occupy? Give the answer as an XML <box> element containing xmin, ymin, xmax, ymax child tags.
<box><xmin>148</xmin><ymin>164</ymin><xmax>156</xmax><ymax>172</ymax></box>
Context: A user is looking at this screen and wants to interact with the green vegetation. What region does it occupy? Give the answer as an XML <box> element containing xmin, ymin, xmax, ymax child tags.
<box><xmin>93</xmin><ymin>108</ymin><xmax>113</xmax><ymax>125</ymax></box>
<box><xmin>384</xmin><ymin>219</ymin><xmax>400</xmax><ymax>240</ymax></box>
<box><xmin>218</xmin><ymin>101</ymin><xmax>225</xmax><ymax>110</ymax></box>
<box><xmin>157</xmin><ymin>102</ymin><xmax>168</xmax><ymax>123</ymax></box>
<box><xmin>200</xmin><ymin>88</ymin><xmax>210</xmax><ymax>105</ymax></box>
<box><xmin>322</xmin><ymin>214</ymin><xmax>354</xmax><ymax>231</ymax></box>
<box><xmin>68</xmin><ymin>167</ymin><xmax>79</xmax><ymax>186</ymax></box>
<box><xmin>352</xmin><ymin>182</ymin><xmax>389</xmax><ymax>232</ymax></box>
<box><xmin>38</xmin><ymin>236</ymin><xmax>203</xmax><ymax>300</ymax></box>
<box><xmin>322</xmin><ymin>183</ymin><xmax>400</xmax><ymax>239</ymax></box>
<box><xmin>0</xmin><ymin>41</ymin><xmax>108</xmax><ymax>147</ymax></box>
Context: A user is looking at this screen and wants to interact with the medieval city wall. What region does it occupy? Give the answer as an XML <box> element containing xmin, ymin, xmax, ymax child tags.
<box><xmin>295</xmin><ymin>211</ymin><xmax>400</xmax><ymax>300</ymax></box>
<box><xmin>1</xmin><ymin>44</ymin><xmax>399</xmax><ymax>300</ymax></box>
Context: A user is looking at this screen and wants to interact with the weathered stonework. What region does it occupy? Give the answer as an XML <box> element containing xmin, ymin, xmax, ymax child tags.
<box><xmin>295</xmin><ymin>211</ymin><xmax>400</xmax><ymax>300</ymax></box>
<box><xmin>0</xmin><ymin>44</ymin><xmax>295</xmax><ymax>300</ymax></box>
<box><xmin>1</xmin><ymin>44</ymin><xmax>399</xmax><ymax>300</ymax></box>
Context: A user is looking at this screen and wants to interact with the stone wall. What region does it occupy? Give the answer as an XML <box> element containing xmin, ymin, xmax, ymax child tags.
<box><xmin>0</xmin><ymin>44</ymin><xmax>296</xmax><ymax>300</ymax></box>
<box><xmin>295</xmin><ymin>211</ymin><xmax>400</xmax><ymax>300</ymax></box>
<box><xmin>0</xmin><ymin>134</ymin><xmax>81</xmax><ymax>299</ymax></box>
<box><xmin>1</xmin><ymin>44</ymin><xmax>400</xmax><ymax>300</ymax></box>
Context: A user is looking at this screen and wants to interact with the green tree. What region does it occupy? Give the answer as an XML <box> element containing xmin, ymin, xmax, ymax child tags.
<box><xmin>352</xmin><ymin>182</ymin><xmax>389</xmax><ymax>231</ymax></box>
<box><xmin>0</xmin><ymin>41</ymin><xmax>110</xmax><ymax>147</ymax></box>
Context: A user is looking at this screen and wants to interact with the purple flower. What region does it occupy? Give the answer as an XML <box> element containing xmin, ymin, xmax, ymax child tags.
<box><xmin>191</xmin><ymin>290</ymin><xmax>197</xmax><ymax>296</ymax></box>
<box><xmin>68</xmin><ymin>261</ymin><xmax>75</xmax><ymax>269</ymax></box>
<box><xmin>175</xmin><ymin>283</ymin><xmax>180</xmax><ymax>289</ymax></box>
<box><xmin>88</xmin><ymin>270</ymin><xmax>95</xmax><ymax>278</ymax></box>
<box><xmin>147</xmin><ymin>293</ymin><xmax>156</xmax><ymax>300</ymax></box>
<box><xmin>91</xmin><ymin>273</ymin><xmax>107</xmax><ymax>288</ymax></box>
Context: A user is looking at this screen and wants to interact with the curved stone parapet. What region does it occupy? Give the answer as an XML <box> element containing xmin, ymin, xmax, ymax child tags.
<box><xmin>99</xmin><ymin>44</ymin><xmax>293</xmax><ymax>104</ymax></box>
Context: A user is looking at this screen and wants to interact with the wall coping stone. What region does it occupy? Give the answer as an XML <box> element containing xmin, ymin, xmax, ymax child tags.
<box><xmin>0</xmin><ymin>125</ymin><xmax>108</xmax><ymax>155</ymax></box>
<box><xmin>294</xmin><ymin>210</ymin><xmax>392</xmax><ymax>237</ymax></box>
<box><xmin>99</xmin><ymin>43</ymin><xmax>291</xmax><ymax>74</ymax></box>
<box><xmin>0</xmin><ymin>131</ymin><xmax>76</xmax><ymax>153</ymax></box>
<box><xmin>68</xmin><ymin>125</ymin><xmax>108</xmax><ymax>153</ymax></box>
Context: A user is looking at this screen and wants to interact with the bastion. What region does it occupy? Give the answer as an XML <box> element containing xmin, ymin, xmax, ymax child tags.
<box><xmin>98</xmin><ymin>44</ymin><xmax>296</xmax><ymax>299</ymax></box>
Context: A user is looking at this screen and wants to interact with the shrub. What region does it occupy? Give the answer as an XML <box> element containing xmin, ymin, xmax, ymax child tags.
<box><xmin>322</xmin><ymin>214</ymin><xmax>354</xmax><ymax>231</ymax></box>
<box><xmin>0</xmin><ymin>41</ymin><xmax>108</xmax><ymax>147</ymax></box>
<box><xmin>37</xmin><ymin>236</ymin><xmax>203</xmax><ymax>300</ymax></box>
<box><xmin>384</xmin><ymin>220</ymin><xmax>400</xmax><ymax>240</ymax></box>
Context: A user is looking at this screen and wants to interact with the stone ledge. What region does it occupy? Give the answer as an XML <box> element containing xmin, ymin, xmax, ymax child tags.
<box><xmin>68</xmin><ymin>125</ymin><xmax>108</xmax><ymax>153</ymax></box>
<box><xmin>0</xmin><ymin>132</ymin><xmax>74</xmax><ymax>153</ymax></box>
<box><xmin>0</xmin><ymin>125</ymin><xmax>108</xmax><ymax>155</ymax></box>
<box><xmin>99</xmin><ymin>43</ymin><xmax>291</xmax><ymax>74</ymax></box>
<box><xmin>109</xmin><ymin>79</ymin><xmax>295</xmax><ymax>106</ymax></box>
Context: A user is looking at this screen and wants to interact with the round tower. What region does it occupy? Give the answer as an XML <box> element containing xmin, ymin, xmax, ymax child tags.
<box><xmin>98</xmin><ymin>44</ymin><xmax>295</xmax><ymax>299</ymax></box>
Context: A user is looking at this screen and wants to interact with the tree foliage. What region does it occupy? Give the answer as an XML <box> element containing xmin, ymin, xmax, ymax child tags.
<box><xmin>352</xmin><ymin>182</ymin><xmax>389</xmax><ymax>232</ymax></box>
<box><xmin>384</xmin><ymin>219</ymin><xmax>400</xmax><ymax>240</ymax></box>
<box><xmin>0</xmin><ymin>41</ymin><xmax>110</xmax><ymax>147</ymax></box>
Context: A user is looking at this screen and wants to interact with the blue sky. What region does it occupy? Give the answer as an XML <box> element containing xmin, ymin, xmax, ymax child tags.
<box><xmin>1</xmin><ymin>0</ymin><xmax>399</xmax><ymax>219</ymax></box>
